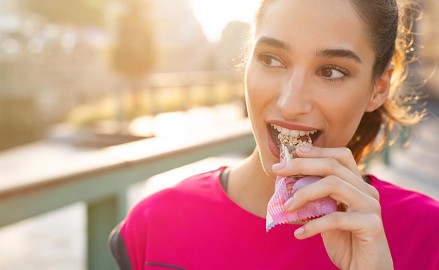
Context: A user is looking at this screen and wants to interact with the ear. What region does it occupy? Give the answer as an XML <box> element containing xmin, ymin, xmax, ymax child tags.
<box><xmin>365</xmin><ymin>65</ymin><xmax>393</xmax><ymax>112</ymax></box>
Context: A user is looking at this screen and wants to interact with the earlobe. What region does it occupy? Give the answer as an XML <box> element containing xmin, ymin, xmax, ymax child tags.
<box><xmin>365</xmin><ymin>65</ymin><xmax>393</xmax><ymax>112</ymax></box>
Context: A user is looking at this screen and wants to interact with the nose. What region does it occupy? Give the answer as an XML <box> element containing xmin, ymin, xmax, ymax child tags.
<box><xmin>277</xmin><ymin>71</ymin><xmax>313</xmax><ymax>118</ymax></box>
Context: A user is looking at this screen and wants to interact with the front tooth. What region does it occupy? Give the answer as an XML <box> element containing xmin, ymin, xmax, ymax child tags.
<box><xmin>299</xmin><ymin>130</ymin><xmax>306</xmax><ymax>136</ymax></box>
<box><xmin>281</xmin><ymin>127</ymin><xmax>290</xmax><ymax>136</ymax></box>
<box><xmin>290</xmin><ymin>130</ymin><xmax>299</xmax><ymax>137</ymax></box>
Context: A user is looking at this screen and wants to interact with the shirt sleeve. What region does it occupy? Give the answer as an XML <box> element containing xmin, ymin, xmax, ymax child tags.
<box><xmin>108</xmin><ymin>222</ymin><xmax>134</xmax><ymax>270</ymax></box>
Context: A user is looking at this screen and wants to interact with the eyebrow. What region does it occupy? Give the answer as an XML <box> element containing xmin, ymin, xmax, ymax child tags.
<box><xmin>255</xmin><ymin>36</ymin><xmax>290</xmax><ymax>51</ymax></box>
<box><xmin>316</xmin><ymin>48</ymin><xmax>363</xmax><ymax>63</ymax></box>
<box><xmin>255</xmin><ymin>36</ymin><xmax>363</xmax><ymax>64</ymax></box>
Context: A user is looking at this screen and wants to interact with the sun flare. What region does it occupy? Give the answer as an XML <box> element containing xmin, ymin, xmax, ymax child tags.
<box><xmin>189</xmin><ymin>0</ymin><xmax>259</xmax><ymax>41</ymax></box>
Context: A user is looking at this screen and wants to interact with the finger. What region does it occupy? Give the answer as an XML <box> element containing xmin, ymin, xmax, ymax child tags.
<box><xmin>295</xmin><ymin>146</ymin><xmax>361</xmax><ymax>177</ymax></box>
<box><xmin>274</xmin><ymin>156</ymin><xmax>352</xmax><ymax>178</ymax></box>
<box><xmin>284</xmin><ymin>175</ymin><xmax>381</xmax><ymax>212</ymax></box>
<box><xmin>274</xmin><ymin>157</ymin><xmax>379</xmax><ymax>200</ymax></box>
<box><xmin>294</xmin><ymin>211</ymin><xmax>383</xmax><ymax>240</ymax></box>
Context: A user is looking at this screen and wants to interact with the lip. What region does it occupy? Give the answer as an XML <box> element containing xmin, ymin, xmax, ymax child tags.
<box><xmin>267</xmin><ymin>120</ymin><xmax>321</xmax><ymax>159</ymax></box>
<box><xmin>268</xmin><ymin>129</ymin><xmax>281</xmax><ymax>159</ymax></box>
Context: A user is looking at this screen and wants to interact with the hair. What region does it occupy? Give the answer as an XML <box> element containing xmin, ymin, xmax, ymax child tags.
<box><xmin>251</xmin><ymin>0</ymin><xmax>425</xmax><ymax>165</ymax></box>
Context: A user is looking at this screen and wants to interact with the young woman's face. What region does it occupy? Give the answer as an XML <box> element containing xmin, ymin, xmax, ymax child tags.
<box><xmin>246</xmin><ymin>0</ymin><xmax>384</xmax><ymax>177</ymax></box>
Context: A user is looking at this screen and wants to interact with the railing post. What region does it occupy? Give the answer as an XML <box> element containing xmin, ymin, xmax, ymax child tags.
<box><xmin>87</xmin><ymin>191</ymin><xmax>127</xmax><ymax>270</ymax></box>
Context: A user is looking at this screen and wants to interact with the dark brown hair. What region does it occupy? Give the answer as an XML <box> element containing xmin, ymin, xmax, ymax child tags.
<box><xmin>346</xmin><ymin>0</ymin><xmax>424</xmax><ymax>164</ymax></box>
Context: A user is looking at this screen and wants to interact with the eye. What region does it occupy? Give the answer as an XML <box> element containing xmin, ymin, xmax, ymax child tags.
<box><xmin>257</xmin><ymin>53</ymin><xmax>284</xmax><ymax>68</ymax></box>
<box><xmin>318</xmin><ymin>65</ymin><xmax>350</xmax><ymax>81</ymax></box>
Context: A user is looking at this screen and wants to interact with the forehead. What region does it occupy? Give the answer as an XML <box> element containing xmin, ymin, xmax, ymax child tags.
<box><xmin>254</xmin><ymin>0</ymin><xmax>374</xmax><ymax>61</ymax></box>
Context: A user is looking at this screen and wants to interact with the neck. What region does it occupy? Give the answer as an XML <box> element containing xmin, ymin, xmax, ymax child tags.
<box><xmin>228</xmin><ymin>150</ymin><xmax>275</xmax><ymax>217</ymax></box>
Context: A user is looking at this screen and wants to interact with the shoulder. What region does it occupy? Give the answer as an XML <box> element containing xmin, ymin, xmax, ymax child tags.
<box><xmin>370</xmin><ymin>175</ymin><xmax>439</xmax><ymax>238</ymax></box>
<box><xmin>123</xmin><ymin>166</ymin><xmax>226</xmax><ymax>225</ymax></box>
<box><xmin>114</xmin><ymin>167</ymin><xmax>227</xmax><ymax>268</ymax></box>
<box><xmin>370</xmin><ymin>176</ymin><xmax>439</xmax><ymax>214</ymax></box>
<box><xmin>370</xmin><ymin>175</ymin><xmax>439</xmax><ymax>216</ymax></box>
<box><xmin>369</xmin><ymin>176</ymin><xmax>439</xmax><ymax>268</ymax></box>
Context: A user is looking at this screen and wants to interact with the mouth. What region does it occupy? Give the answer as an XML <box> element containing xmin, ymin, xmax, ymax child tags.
<box><xmin>269</xmin><ymin>124</ymin><xmax>322</xmax><ymax>149</ymax></box>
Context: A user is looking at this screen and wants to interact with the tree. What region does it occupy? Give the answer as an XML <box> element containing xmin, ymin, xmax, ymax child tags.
<box><xmin>110</xmin><ymin>0</ymin><xmax>155</xmax><ymax>119</ymax></box>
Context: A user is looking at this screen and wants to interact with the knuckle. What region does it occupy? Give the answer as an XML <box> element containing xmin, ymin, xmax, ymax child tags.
<box><xmin>339</xmin><ymin>147</ymin><xmax>353</xmax><ymax>158</ymax></box>
<box><xmin>330</xmin><ymin>158</ymin><xmax>340</xmax><ymax>169</ymax></box>
<box><xmin>324</xmin><ymin>158</ymin><xmax>340</xmax><ymax>173</ymax></box>
<box><xmin>337</xmin><ymin>147</ymin><xmax>354</xmax><ymax>160</ymax></box>
<box><xmin>368</xmin><ymin>198</ymin><xmax>382</xmax><ymax>213</ymax></box>
<box><xmin>368</xmin><ymin>212</ymin><xmax>384</xmax><ymax>229</ymax></box>
<box><xmin>369</xmin><ymin>186</ymin><xmax>380</xmax><ymax>201</ymax></box>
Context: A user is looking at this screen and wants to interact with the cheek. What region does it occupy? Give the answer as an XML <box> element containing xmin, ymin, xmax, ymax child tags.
<box><xmin>245</xmin><ymin>65</ymin><xmax>277</xmax><ymax>115</ymax></box>
<box><xmin>315</xmin><ymin>75</ymin><xmax>373</xmax><ymax>137</ymax></box>
<box><xmin>321</xmin><ymin>89</ymin><xmax>371</xmax><ymax>146</ymax></box>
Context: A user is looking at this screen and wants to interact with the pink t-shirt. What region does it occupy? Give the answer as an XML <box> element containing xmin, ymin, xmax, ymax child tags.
<box><xmin>110</xmin><ymin>167</ymin><xmax>439</xmax><ymax>270</ymax></box>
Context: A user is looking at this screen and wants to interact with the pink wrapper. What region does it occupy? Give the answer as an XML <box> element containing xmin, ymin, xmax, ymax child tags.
<box><xmin>266</xmin><ymin>176</ymin><xmax>337</xmax><ymax>231</ymax></box>
<box><xmin>266</xmin><ymin>138</ymin><xmax>337</xmax><ymax>231</ymax></box>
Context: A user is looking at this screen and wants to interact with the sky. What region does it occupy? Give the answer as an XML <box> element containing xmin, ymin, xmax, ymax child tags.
<box><xmin>189</xmin><ymin>0</ymin><xmax>259</xmax><ymax>42</ymax></box>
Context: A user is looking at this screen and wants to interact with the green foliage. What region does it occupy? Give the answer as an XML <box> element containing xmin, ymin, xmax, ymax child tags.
<box><xmin>18</xmin><ymin>0</ymin><xmax>107</xmax><ymax>26</ymax></box>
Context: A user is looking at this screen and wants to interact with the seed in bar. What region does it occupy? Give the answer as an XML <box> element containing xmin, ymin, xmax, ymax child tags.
<box><xmin>278</xmin><ymin>133</ymin><xmax>312</xmax><ymax>147</ymax></box>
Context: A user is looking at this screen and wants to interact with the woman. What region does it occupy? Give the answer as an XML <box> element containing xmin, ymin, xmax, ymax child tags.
<box><xmin>109</xmin><ymin>0</ymin><xmax>439</xmax><ymax>269</ymax></box>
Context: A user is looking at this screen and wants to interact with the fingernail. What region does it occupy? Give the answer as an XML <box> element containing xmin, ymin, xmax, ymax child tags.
<box><xmin>294</xmin><ymin>227</ymin><xmax>305</xmax><ymax>237</ymax></box>
<box><xmin>298</xmin><ymin>146</ymin><xmax>312</xmax><ymax>152</ymax></box>
<box><xmin>272</xmin><ymin>161</ymin><xmax>286</xmax><ymax>170</ymax></box>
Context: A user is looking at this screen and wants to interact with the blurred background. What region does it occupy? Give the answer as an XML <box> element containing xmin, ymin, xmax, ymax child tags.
<box><xmin>0</xmin><ymin>0</ymin><xmax>438</xmax><ymax>269</ymax></box>
<box><xmin>0</xmin><ymin>0</ymin><xmax>259</xmax><ymax>150</ymax></box>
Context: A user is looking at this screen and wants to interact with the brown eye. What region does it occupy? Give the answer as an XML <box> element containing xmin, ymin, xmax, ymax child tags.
<box><xmin>318</xmin><ymin>65</ymin><xmax>349</xmax><ymax>81</ymax></box>
<box><xmin>257</xmin><ymin>54</ymin><xmax>284</xmax><ymax>68</ymax></box>
<box><xmin>321</xmin><ymin>67</ymin><xmax>334</xmax><ymax>77</ymax></box>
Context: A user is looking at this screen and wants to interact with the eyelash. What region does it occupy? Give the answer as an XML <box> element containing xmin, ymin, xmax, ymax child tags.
<box><xmin>256</xmin><ymin>53</ymin><xmax>351</xmax><ymax>82</ymax></box>
<box><xmin>256</xmin><ymin>53</ymin><xmax>284</xmax><ymax>68</ymax></box>
<box><xmin>319</xmin><ymin>64</ymin><xmax>351</xmax><ymax>82</ymax></box>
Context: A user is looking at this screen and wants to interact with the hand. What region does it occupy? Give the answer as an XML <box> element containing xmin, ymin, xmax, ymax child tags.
<box><xmin>272</xmin><ymin>146</ymin><xmax>394</xmax><ymax>270</ymax></box>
